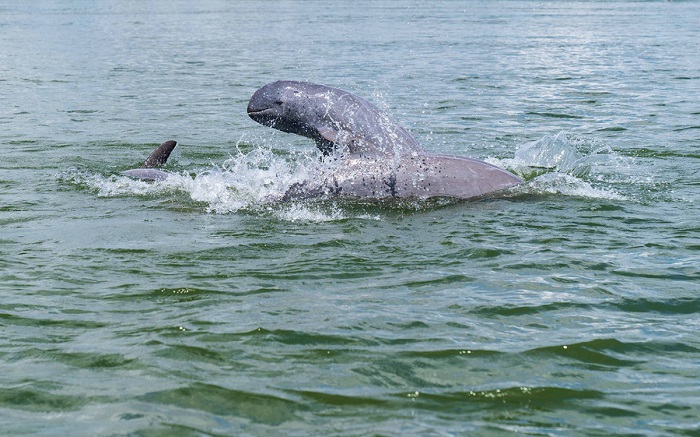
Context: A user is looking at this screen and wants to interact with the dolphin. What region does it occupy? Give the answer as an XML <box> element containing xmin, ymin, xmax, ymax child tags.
<box><xmin>247</xmin><ymin>81</ymin><xmax>523</xmax><ymax>201</ymax></box>
<box><xmin>121</xmin><ymin>140</ymin><xmax>177</xmax><ymax>181</ymax></box>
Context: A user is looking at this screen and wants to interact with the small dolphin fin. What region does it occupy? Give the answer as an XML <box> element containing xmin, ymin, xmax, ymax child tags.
<box><xmin>142</xmin><ymin>140</ymin><xmax>177</xmax><ymax>168</ymax></box>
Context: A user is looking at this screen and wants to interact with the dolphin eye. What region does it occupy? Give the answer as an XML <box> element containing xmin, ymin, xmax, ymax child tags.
<box><xmin>274</xmin><ymin>100</ymin><xmax>283</xmax><ymax>106</ymax></box>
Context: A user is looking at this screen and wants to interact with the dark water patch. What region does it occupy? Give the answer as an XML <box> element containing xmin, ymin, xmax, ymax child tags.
<box><xmin>405</xmin><ymin>386</ymin><xmax>604</xmax><ymax>413</ymax></box>
<box><xmin>586</xmin><ymin>404</ymin><xmax>640</xmax><ymax>418</ymax></box>
<box><xmin>621</xmin><ymin>216</ymin><xmax>673</xmax><ymax>225</ymax></box>
<box><xmin>153</xmin><ymin>344</ymin><xmax>243</xmax><ymax>367</ymax></box>
<box><xmin>612</xmin><ymin>268</ymin><xmax>699</xmax><ymax>282</ymax></box>
<box><xmin>118</xmin><ymin>412</ymin><xmax>145</xmax><ymax>421</ymax></box>
<box><xmin>5</xmin><ymin>139</ymin><xmax>40</xmax><ymax>146</ymax></box>
<box><xmin>9</xmin><ymin>348</ymin><xmax>138</xmax><ymax>369</ymax></box>
<box><xmin>435</xmin><ymin>101</ymin><xmax>457</xmax><ymax>110</ymax></box>
<box><xmin>501</xmin><ymin>260</ymin><xmax>591</xmax><ymax>271</ymax></box>
<box><xmin>234</xmin><ymin>257</ymin><xmax>386</xmax><ymax>281</ymax></box>
<box><xmin>611</xmin><ymin>297</ymin><xmax>700</xmax><ymax>315</ymax></box>
<box><xmin>0</xmin><ymin>178</ymin><xmax>16</xmax><ymax>189</ymax></box>
<box><xmin>400</xmin><ymin>273</ymin><xmax>475</xmax><ymax>289</ymax></box>
<box><xmin>352</xmin><ymin>357</ymin><xmax>439</xmax><ymax>388</ymax></box>
<box><xmin>526</xmin><ymin>112</ymin><xmax>584</xmax><ymax>119</ymax></box>
<box><xmin>582</xmin><ymin>203</ymin><xmax>626</xmax><ymax>212</ymax></box>
<box><xmin>673</xmin><ymin>125</ymin><xmax>700</xmax><ymax>132</ymax></box>
<box><xmin>0</xmin><ymin>386</ymin><xmax>90</xmax><ymax>412</ymax></box>
<box><xmin>198</xmin><ymin>328</ymin><xmax>377</xmax><ymax>348</ymax></box>
<box><xmin>152</xmin><ymin>423</ymin><xmax>232</xmax><ymax>436</ymax></box>
<box><xmin>0</xmin><ymin>200</ymin><xmax>42</xmax><ymax>212</ymax></box>
<box><xmin>0</xmin><ymin>312</ymin><xmax>108</xmax><ymax>330</ymax></box>
<box><xmin>386</xmin><ymin>320</ymin><xmax>431</xmax><ymax>330</ymax></box>
<box><xmin>140</xmin><ymin>383</ymin><xmax>302</xmax><ymax>424</ymax></box>
<box><xmin>264</xmin><ymin>329</ymin><xmax>374</xmax><ymax>347</ymax></box>
<box><xmin>524</xmin><ymin>338</ymin><xmax>699</xmax><ymax>370</ymax></box>
<box><xmin>620</xmin><ymin>148</ymin><xmax>700</xmax><ymax>159</ymax></box>
<box><xmin>57</xmin><ymin>352</ymin><xmax>138</xmax><ymax>369</ymax></box>
<box><xmin>229</xmin><ymin>286</ymin><xmax>287</xmax><ymax>297</ymax></box>
<box><xmin>64</xmin><ymin>109</ymin><xmax>99</xmax><ymax>114</ymax></box>
<box><xmin>289</xmin><ymin>389</ymin><xmax>388</xmax><ymax>407</ymax></box>
<box><xmin>597</xmin><ymin>126</ymin><xmax>627</xmax><ymax>132</ymax></box>
<box><xmin>398</xmin><ymin>348</ymin><xmax>501</xmax><ymax>359</ymax></box>
<box><xmin>458</xmin><ymin>247</ymin><xmax>515</xmax><ymax>259</ymax></box>
<box><xmin>526</xmin><ymin>339</ymin><xmax>642</xmax><ymax>369</ymax></box>
<box><xmin>453</xmin><ymin>75</ymin><xmax>481</xmax><ymax>81</ymax></box>
<box><xmin>154</xmin><ymin>287</ymin><xmax>226</xmax><ymax>303</ymax></box>
<box><xmin>104</xmin><ymin>286</ymin><xmax>232</xmax><ymax>303</ymax></box>
<box><xmin>472</xmin><ymin>302</ymin><xmax>592</xmax><ymax>318</ymax></box>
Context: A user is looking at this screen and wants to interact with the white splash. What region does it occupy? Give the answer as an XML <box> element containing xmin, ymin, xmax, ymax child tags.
<box><xmin>188</xmin><ymin>147</ymin><xmax>305</xmax><ymax>214</ymax></box>
<box><xmin>517</xmin><ymin>172</ymin><xmax>627</xmax><ymax>200</ymax></box>
<box><xmin>490</xmin><ymin>131</ymin><xmax>640</xmax><ymax>201</ymax></box>
<box><xmin>57</xmin><ymin>146</ymin><xmax>367</xmax><ymax>221</ymax></box>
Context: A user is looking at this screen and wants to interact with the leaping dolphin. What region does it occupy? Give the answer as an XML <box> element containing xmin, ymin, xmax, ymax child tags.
<box><xmin>247</xmin><ymin>81</ymin><xmax>523</xmax><ymax>201</ymax></box>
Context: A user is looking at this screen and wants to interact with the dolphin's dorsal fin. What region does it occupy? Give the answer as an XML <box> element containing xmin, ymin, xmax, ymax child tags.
<box><xmin>142</xmin><ymin>140</ymin><xmax>177</xmax><ymax>168</ymax></box>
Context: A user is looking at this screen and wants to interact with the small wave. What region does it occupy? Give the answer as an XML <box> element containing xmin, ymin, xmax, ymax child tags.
<box><xmin>491</xmin><ymin>131</ymin><xmax>645</xmax><ymax>201</ymax></box>
<box><xmin>408</xmin><ymin>385</ymin><xmax>603</xmax><ymax>406</ymax></box>
<box><xmin>139</xmin><ymin>383</ymin><xmax>299</xmax><ymax>424</ymax></box>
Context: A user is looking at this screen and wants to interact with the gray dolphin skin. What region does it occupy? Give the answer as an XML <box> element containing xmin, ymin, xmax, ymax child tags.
<box><xmin>247</xmin><ymin>80</ymin><xmax>523</xmax><ymax>201</ymax></box>
<box><xmin>121</xmin><ymin>140</ymin><xmax>177</xmax><ymax>181</ymax></box>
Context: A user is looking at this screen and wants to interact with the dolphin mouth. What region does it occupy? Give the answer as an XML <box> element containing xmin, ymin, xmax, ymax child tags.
<box><xmin>248</xmin><ymin>108</ymin><xmax>273</xmax><ymax>117</ymax></box>
<box><xmin>246</xmin><ymin>107</ymin><xmax>274</xmax><ymax>116</ymax></box>
<box><xmin>247</xmin><ymin>107</ymin><xmax>279</xmax><ymax>126</ymax></box>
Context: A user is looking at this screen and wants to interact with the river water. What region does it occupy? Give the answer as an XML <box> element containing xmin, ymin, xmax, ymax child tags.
<box><xmin>2</xmin><ymin>1</ymin><xmax>699</xmax><ymax>435</ymax></box>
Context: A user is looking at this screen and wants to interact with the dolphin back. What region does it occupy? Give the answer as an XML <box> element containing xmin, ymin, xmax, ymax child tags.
<box><xmin>291</xmin><ymin>153</ymin><xmax>523</xmax><ymax>200</ymax></box>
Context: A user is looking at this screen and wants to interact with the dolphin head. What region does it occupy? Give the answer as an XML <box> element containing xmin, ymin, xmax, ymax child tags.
<box><xmin>248</xmin><ymin>81</ymin><xmax>424</xmax><ymax>157</ymax></box>
<box><xmin>247</xmin><ymin>81</ymin><xmax>329</xmax><ymax>139</ymax></box>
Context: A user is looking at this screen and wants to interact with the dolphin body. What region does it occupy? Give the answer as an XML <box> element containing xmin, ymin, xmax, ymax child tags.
<box><xmin>121</xmin><ymin>140</ymin><xmax>177</xmax><ymax>181</ymax></box>
<box><xmin>247</xmin><ymin>81</ymin><xmax>523</xmax><ymax>201</ymax></box>
<box><xmin>123</xmin><ymin>82</ymin><xmax>523</xmax><ymax>201</ymax></box>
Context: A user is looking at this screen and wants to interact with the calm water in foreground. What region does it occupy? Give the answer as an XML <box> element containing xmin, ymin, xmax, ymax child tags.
<box><xmin>1</xmin><ymin>1</ymin><xmax>699</xmax><ymax>435</ymax></box>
